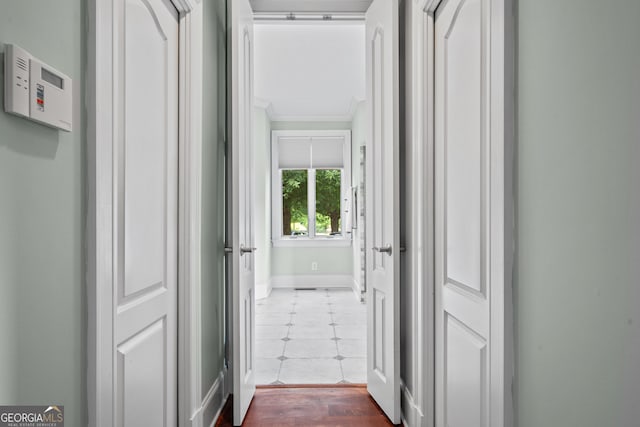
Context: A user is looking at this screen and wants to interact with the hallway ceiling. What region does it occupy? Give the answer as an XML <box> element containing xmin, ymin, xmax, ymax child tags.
<box><xmin>254</xmin><ymin>23</ymin><xmax>365</xmax><ymax>121</ymax></box>
<box><xmin>250</xmin><ymin>0</ymin><xmax>373</xmax><ymax>13</ymax></box>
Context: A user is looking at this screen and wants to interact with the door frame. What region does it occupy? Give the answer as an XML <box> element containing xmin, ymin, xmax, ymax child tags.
<box><xmin>86</xmin><ymin>0</ymin><xmax>208</xmax><ymax>426</ymax></box>
<box><xmin>414</xmin><ymin>0</ymin><xmax>515</xmax><ymax>425</ymax></box>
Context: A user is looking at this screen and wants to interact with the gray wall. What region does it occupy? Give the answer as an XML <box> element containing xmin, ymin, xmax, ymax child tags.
<box><xmin>201</xmin><ymin>0</ymin><xmax>227</xmax><ymax>398</ymax></box>
<box><xmin>516</xmin><ymin>1</ymin><xmax>640</xmax><ymax>426</ymax></box>
<box><xmin>0</xmin><ymin>1</ymin><xmax>85</xmax><ymax>426</ymax></box>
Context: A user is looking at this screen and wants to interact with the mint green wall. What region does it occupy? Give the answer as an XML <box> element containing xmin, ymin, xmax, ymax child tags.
<box><xmin>254</xmin><ymin>108</ymin><xmax>272</xmax><ymax>287</ymax></box>
<box><xmin>272</xmin><ymin>247</ymin><xmax>353</xmax><ymax>276</ymax></box>
<box><xmin>517</xmin><ymin>1</ymin><xmax>640</xmax><ymax>425</ymax></box>
<box><xmin>201</xmin><ymin>0</ymin><xmax>227</xmax><ymax>397</ymax></box>
<box><xmin>0</xmin><ymin>1</ymin><xmax>85</xmax><ymax>426</ymax></box>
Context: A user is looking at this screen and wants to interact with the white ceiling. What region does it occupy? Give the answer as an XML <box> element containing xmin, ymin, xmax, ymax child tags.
<box><xmin>254</xmin><ymin>23</ymin><xmax>365</xmax><ymax>121</ymax></box>
<box><xmin>250</xmin><ymin>0</ymin><xmax>373</xmax><ymax>13</ymax></box>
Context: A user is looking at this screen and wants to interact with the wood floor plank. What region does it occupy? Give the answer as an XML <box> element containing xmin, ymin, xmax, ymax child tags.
<box><xmin>214</xmin><ymin>385</ymin><xmax>399</xmax><ymax>426</ymax></box>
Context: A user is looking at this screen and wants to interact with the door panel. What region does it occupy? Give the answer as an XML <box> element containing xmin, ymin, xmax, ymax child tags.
<box><xmin>114</xmin><ymin>0</ymin><xmax>179</xmax><ymax>425</ymax></box>
<box><xmin>435</xmin><ymin>0</ymin><xmax>500</xmax><ymax>426</ymax></box>
<box><xmin>365</xmin><ymin>0</ymin><xmax>400</xmax><ymax>423</ymax></box>
<box><xmin>229</xmin><ymin>0</ymin><xmax>256</xmax><ymax>424</ymax></box>
<box><xmin>443</xmin><ymin>0</ymin><xmax>483</xmax><ymax>296</ymax></box>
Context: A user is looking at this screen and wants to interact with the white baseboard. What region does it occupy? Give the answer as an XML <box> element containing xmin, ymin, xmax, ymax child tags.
<box><xmin>351</xmin><ymin>277</ymin><xmax>364</xmax><ymax>302</ymax></box>
<box><xmin>187</xmin><ymin>368</ymin><xmax>228</xmax><ymax>427</ymax></box>
<box><xmin>255</xmin><ymin>279</ymin><xmax>272</xmax><ymax>300</ymax></box>
<box><xmin>401</xmin><ymin>383</ymin><xmax>425</xmax><ymax>427</ymax></box>
<box><xmin>271</xmin><ymin>274</ymin><xmax>354</xmax><ymax>288</ymax></box>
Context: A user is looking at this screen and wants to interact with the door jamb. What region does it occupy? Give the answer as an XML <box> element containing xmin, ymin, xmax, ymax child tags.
<box><xmin>418</xmin><ymin>0</ymin><xmax>515</xmax><ymax>425</ymax></box>
<box><xmin>86</xmin><ymin>1</ymin><xmax>206</xmax><ymax>426</ymax></box>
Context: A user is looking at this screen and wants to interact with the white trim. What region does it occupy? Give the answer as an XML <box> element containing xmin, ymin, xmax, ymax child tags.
<box><xmin>254</xmin><ymin>97</ymin><xmax>276</xmax><ymax>120</ymax></box>
<box><xmin>172</xmin><ymin>0</ymin><xmax>200</xmax><ymax>15</ymax></box>
<box><xmin>86</xmin><ymin>0</ymin><xmax>114</xmax><ymax>424</ymax></box>
<box><xmin>189</xmin><ymin>369</ymin><xmax>228</xmax><ymax>427</ymax></box>
<box><xmin>86</xmin><ymin>1</ymin><xmax>204</xmax><ymax>426</ymax></box>
<box><xmin>347</xmin><ymin>96</ymin><xmax>365</xmax><ymax>120</ymax></box>
<box><xmin>402</xmin><ymin>2</ymin><xmax>435</xmax><ymax>426</ymax></box>
<box><xmin>271</xmin><ymin>129</ymin><xmax>352</xmax><ymax>242</ymax></box>
<box><xmin>268</xmin><ymin>113</ymin><xmax>357</xmax><ymax>122</ymax></box>
<box><xmin>255</xmin><ymin>96</ymin><xmax>361</xmax><ymax>123</ymax></box>
<box><xmin>351</xmin><ymin>277</ymin><xmax>364</xmax><ymax>302</ymax></box>
<box><xmin>250</xmin><ymin>0</ymin><xmax>372</xmax><ymax>14</ymax></box>
<box><xmin>401</xmin><ymin>383</ymin><xmax>425</xmax><ymax>427</ymax></box>
<box><xmin>271</xmin><ymin>274</ymin><xmax>354</xmax><ymax>288</ymax></box>
<box><xmin>272</xmin><ymin>238</ymin><xmax>352</xmax><ymax>248</ymax></box>
<box><xmin>178</xmin><ymin>3</ymin><xmax>204</xmax><ymax>427</ymax></box>
<box><xmin>255</xmin><ymin>279</ymin><xmax>273</xmax><ymax>300</ymax></box>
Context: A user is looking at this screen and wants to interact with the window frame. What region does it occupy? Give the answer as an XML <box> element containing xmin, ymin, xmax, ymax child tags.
<box><xmin>271</xmin><ymin>130</ymin><xmax>352</xmax><ymax>247</ymax></box>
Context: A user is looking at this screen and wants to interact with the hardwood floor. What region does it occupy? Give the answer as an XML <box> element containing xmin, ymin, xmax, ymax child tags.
<box><xmin>214</xmin><ymin>385</ymin><xmax>399</xmax><ymax>426</ymax></box>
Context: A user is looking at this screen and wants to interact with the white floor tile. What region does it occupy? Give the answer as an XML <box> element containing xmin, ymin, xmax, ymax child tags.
<box><xmin>255</xmin><ymin>358</ymin><xmax>282</xmax><ymax>385</ymax></box>
<box><xmin>254</xmin><ymin>286</ymin><xmax>368</xmax><ymax>384</ymax></box>
<box><xmin>279</xmin><ymin>358</ymin><xmax>343</xmax><ymax>384</ymax></box>
<box><xmin>288</xmin><ymin>324</ymin><xmax>335</xmax><ymax>339</ymax></box>
<box><xmin>337</xmin><ymin>339</ymin><xmax>366</xmax><ymax>358</ymax></box>
<box><xmin>293</xmin><ymin>313</ymin><xmax>333</xmax><ymax>326</ymax></box>
<box><xmin>256</xmin><ymin>304</ymin><xmax>294</xmax><ymax>314</ymax></box>
<box><xmin>334</xmin><ymin>325</ymin><xmax>366</xmax><ymax>340</ymax></box>
<box><xmin>341</xmin><ymin>358</ymin><xmax>367</xmax><ymax>383</ymax></box>
<box><xmin>284</xmin><ymin>338</ymin><xmax>338</xmax><ymax>358</ymax></box>
<box><xmin>256</xmin><ymin>339</ymin><xmax>286</xmax><ymax>358</ymax></box>
<box><xmin>256</xmin><ymin>312</ymin><xmax>292</xmax><ymax>326</ymax></box>
<box><xmin>256</xmin><ymin>325</ymin><xmax>289</xmax><ymax>340</ymax></box>
<box><xmin>332</xmin><ymin>313</ymin><xmax>366</xmax><ymax>325</ymax></box>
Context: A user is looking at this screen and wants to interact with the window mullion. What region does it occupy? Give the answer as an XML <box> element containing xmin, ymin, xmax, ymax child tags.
<box><xmin>308</xmin><ymin>168</ymin><xmax>316</xmax><ymax>238</ymax></box>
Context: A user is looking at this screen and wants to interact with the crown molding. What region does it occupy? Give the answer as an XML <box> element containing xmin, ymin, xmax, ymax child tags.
<box><xmin>254</xmin><ymin>97</ymin><xmax>276</xmax><ymax>120</ymax></box>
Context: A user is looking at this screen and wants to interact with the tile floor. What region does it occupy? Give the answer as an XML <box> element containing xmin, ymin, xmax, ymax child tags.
<box><xmin>255</xmin><ymin>288</ymin><xmax>366</xmax><ymax>385</ymax></box>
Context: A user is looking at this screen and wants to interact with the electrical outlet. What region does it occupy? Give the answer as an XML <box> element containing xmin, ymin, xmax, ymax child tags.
<box><xmin>311</xmin><ymin>261</ymin><xmax>318</xmax><ymax>271</ymax></box>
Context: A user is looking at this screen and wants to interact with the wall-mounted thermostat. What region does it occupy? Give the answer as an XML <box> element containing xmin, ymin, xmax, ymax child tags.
<box><xmin>4</xmin><ymin>44</ymin><xmax>72</xmax><ymax>132</ymax></box>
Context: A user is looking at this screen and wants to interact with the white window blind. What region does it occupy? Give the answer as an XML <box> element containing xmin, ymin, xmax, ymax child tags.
<box><xmin>278</xmin><ymin>137</ymin><xmax>311</xmax><ymax>168</ymax></box>
<box><xmin>277</xmin><ymin>136</ymin><xmax>345</xmax><ymax>169</ymax></box>
<box><xmin>311</xmin><ymin>137</ymin><xmax>344</xmax><ymax>168</ymax></box>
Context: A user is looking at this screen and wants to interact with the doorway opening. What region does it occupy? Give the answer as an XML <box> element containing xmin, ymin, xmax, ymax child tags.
<box><xmin>251</xmin><ymin>20</ymin><xmax>367</xmax><ymax>386</ymax></box>
<box><xmin>228</xmin><ymin>0</ymin><xmax>402</xmax><ymax>423</ymax></box>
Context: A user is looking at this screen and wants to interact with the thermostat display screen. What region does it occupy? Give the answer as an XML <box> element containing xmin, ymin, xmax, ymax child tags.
<box><xmin>41</xmin><ymin>67</ymin><xmax>63</xmax><ymax>89</ymax></box>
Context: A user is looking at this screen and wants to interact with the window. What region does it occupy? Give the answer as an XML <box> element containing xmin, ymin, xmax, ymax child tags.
<box><xmin>272</xmin><ymin>130</ymin><xmax>352</xmax><ymax>245</ymax></box>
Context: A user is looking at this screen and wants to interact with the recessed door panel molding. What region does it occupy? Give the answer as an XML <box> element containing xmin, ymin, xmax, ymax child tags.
<box><xmin>113</xmin><ymin>0</ymin><xmax>179</xmax><ymax>424</ymax></box>
<box><xmin>443</xmin><ymin>0</ymin><xmax>485</xmax><ymax>296</ymax></box>
<box><xmin>434</xmin><ymin>0</ymin><xmax>514</xmax><ymax>425</ymax></box>
<box><xmin>371</xmin><ymin>27</ymin><xmax>385</xmax><ymax>272</ymax></box>
<box><xmin>445</xmin><ymin>314</ymin><xmax>487</xmax><ymax>427</ymax></box>
<box><xmin>365</xmin><ymin>0</ymin><xmax>400</xmax><ymax>423</ymax></box>
<box><xmin>117</xmin><ymin>319</ymin><xmax>167</xmax><ymax>427</ymax></box>
<box><xmin>373</xmin><ymin>289</ymin><xmax>386</xmax><ymax>379</ymax></box>
<box><xmin>119</xmin><ymin>0</ymin><xmax>171</xmax><ymax>301</ymax></box>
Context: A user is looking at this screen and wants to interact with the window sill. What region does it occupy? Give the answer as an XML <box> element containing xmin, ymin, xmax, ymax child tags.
<box><xmin>272</xmin><ymin>237</ymin><xmax>352</xmax><ymax>248</ymax></box>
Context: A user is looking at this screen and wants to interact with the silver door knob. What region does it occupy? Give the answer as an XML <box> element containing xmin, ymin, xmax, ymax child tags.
<box><xmin>372</xmin><ymin>245</ymin><xmax>392</xmax><ymax>255</ymax></box>
<box><xmin>240</xmin><ymin>245</ymin><xmax>257</xmax><ymax>255</ymax></box>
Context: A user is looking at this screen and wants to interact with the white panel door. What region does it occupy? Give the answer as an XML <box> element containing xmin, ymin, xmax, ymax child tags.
<box><xmin>229</xmin><ymin>0</ymin><xmax>256</xmax><ymax>424</ymax></box>
<box><xmin>435</xmin><ymin>0</ymin><xmax>510</xmax><ymax>425</ymax></box>
<box><xmin>365</xmin><ymin>0</ymin><xmax>401</xmax><ymax>423</ymax></box>
<box><xmin>113</xmin><ymin>0</ymin><xmax>178</xmax><ymax>425</ymax></box>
